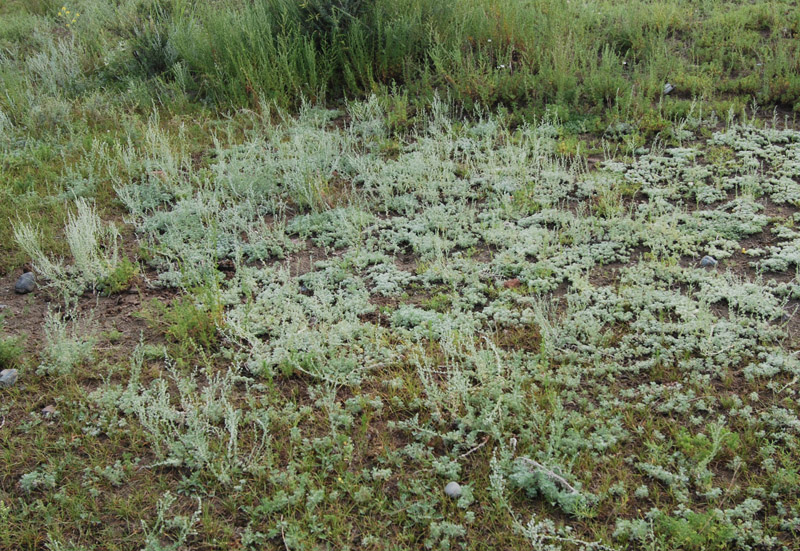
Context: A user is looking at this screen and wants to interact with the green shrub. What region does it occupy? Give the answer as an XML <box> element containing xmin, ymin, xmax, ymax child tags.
<box><xmin>0</xmin><ymin>334</ymin><xmax>23</xmax><ymax>370</ymax></box>
<box><xmin>657</xmin><ymin>511</ymin><xmax>736</xmax><ymax>551</ymax></box>
<box><xmin>98</xmin><ymin>257</ymin><xmax>139</xmax><ymax>296</ymax></box>
<box><xmin>295</xmin><ymin>0</ymin><xmax>368</xmax><ymax>38</ymax></box>
<box><xmin>38</xmin><ymin>310</ymin><xmax>95</xmax><ymax>376</ymax></box>
<box><xmin>142</xmin><ymin>286</ymin><xmax>223</xmax><ymax>357</ymax></box>
<box><xmin>13</xmin><ymin>199</ymin><xmax>123</xmax><ymax>303</ymax></box>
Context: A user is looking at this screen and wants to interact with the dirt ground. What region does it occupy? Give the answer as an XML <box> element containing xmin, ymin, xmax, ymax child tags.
<box><xmin>0</xmin><ymin>271</ymin><xmax>169</xmax><ymax>362</ymax></box>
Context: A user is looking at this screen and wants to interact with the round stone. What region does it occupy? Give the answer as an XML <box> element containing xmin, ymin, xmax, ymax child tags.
<box><xmin>503</xmin><ymin>278</ymin><xmax>521</xmax><ymax>289</ymax></box>
<box><xmin>0</xmin><ymin>369</ymin><xmax>19</xmax><ymax>388</ymax></box>
<box><xmin>772</xmin><ymin>313</ymin><xmax>791</xmax><ymax>324</ymax></box>
<box><xmin>700</xmin><ymin>256</ymin><xmax>717</xmax><ymax>268</ymax></box>
<box><xmin>444</xmin><ymin>481</ymin><xmax>462</xmax><ymax>499</ymax></box>
<box><xmin>14</xmin><ymin>272</ymin><xmax>36</xmax><ymax>294</ymax></box>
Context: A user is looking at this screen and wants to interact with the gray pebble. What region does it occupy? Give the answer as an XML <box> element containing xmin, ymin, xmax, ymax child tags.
<box><xmin>0</xmin><ymin>369</ymin><xmax>19</xmax><ymax>388</ymax></box>
<box><xmin>41</xmin><ymin>405</ymin><xmax>57</xmax><ymax>418</ymax></box>
<box><xmin>772</xmin><ymin>313</ymin><xmax>791</xmax><ymax>324</ymax></box>
<box><xmin>444</xmin><ymin>481</ymin><xmax>462</xmax><ymax>499</ymax></box>
<box><xmin>14</xmin><ymin>272</ymin><xmax>36</xmax><ymax>294</ymax></box>
<box><xmin>663</xmin><ymin>83</ymin><xmax>675</xmax><ymax>95</ymax></box>
<box><xmin>700</xmin><ymin>255</ymin><xmax>717</xmax><ymax>268</ymax></box>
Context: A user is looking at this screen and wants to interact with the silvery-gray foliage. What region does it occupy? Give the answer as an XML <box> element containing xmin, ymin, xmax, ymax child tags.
<box><xmin>106</xmin><ymin>98</ymin><xmax>800</xmax><ymax>548</ymax></box>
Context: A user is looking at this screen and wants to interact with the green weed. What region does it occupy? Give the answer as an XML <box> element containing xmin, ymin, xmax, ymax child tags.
<box><xmin>141</xmin><ymin>287</ymin><xmax>223</xmax><ymax>358</ymax></box>
<box><xmin>98</xmin><ymin>257</ymin><xmax>139</xmax><ymax>296</ymax></box>
<box><xmin>0</xmin><ymin>333</ymin><xmax>24</xmax><ymax>370</ymax></box>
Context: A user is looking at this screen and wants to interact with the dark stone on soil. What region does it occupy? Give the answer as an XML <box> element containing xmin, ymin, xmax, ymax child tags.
<box><xmin>0</xmin><ymin>369</ymin><xmax>19</xmax><ymax>388</ymax></box>
<box><xmin>700</xmin><ymin>256</ymin><xmax>717</xmax><ymax>268</ymax></box>
<box><xmin>14</xmin><ymin>272</ymin><xmax>36</xmax><ymax>294</ymax></box>
<box><xmin>772</xmin><ymin>313</ymin><xmax>791</xmax><ymax>324</ymax></box>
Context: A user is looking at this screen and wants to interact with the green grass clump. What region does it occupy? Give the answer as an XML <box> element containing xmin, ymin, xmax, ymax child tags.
<box><xmin>98</xmin><ymin>257</ymin><xmax>139</xmax><ymax>296</ymax></box>
<box><xmin>0</xmin><ymin>316</ymin><xmax>24</xmax><ymax>370</ymax></box>
<box><xmin>0</xmin><ymin>335</ymin><xmax>24</xmax><ymax>371</ymax></box>
<box><xmin>140</xmin><ymin>286</ymin><xmax>224</xmax><ymax>359</ymax></box>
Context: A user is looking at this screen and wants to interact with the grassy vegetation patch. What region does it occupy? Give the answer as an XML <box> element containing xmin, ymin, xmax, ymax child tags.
<box><xmin>2</xmin><ymin>1</ymin><xmax>800</xmax><ymax>549</ymax></box>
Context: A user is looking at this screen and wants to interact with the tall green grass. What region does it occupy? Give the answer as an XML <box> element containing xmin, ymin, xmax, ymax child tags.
<box><xmin>3</xmin><ymin>0</ymin><xmax>798</xmax><ymax>122</ymax></box>
<box><xmin>167</xmin><ymin>0</ymin><xmax>433</xmax><ymax>106</ymax></box>
<box><xmin>157</xmin><ymin>0</ymin><xmax>800</xmax><ymax>120</ymax></box>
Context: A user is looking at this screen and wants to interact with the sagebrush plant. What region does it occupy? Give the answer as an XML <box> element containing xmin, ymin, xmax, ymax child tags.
<box><xmin>14</xmin><ymin>199</ymin><xmax>123</xmax><ymax>301</ymax></box>
<box><xmin>140</xmin><ymin>491</ymin><xmax>202</xmax><ymax>551</ymax></box>
<box><xmin>19</xmin><ymin>465</ymin><xmax>58</xmax><ymax>493</ymax></box>
<box><xmin>92</xmin><ymin>345</ymin><xmax>261</xmax><ymax>484</ymax></box>
<box><xmin>38</xmin><ymin>308</ymin><xmax>95</xmax><ymax>375</ymax></box>
<box><xmin>24</xmin><ymin>33</ymin><xmax>81</xmax><ymax>96</ymax></box>
<box><xmin>94</xmin><ymin>99</ymin><xmax>800</xmax><ymax>548</ymax></box>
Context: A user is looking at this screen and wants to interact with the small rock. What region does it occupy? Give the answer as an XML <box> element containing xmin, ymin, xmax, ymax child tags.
<box><xmin>0</xmin><ymin>369</ymin><xmax>19</xmax><ymax>388</ymax></box>
<box><xmin>663</xmin><ymin>83</ymin><xmax>675</xmax><ymax>95</ymax></box>
<box><xmin>444</xmin><ymin>481</ymin><xmax>462</xmax><ymax>499</ymax></box>
<box><xmin>41</xmin><ymin>405</ymin><xmax>57</xmax><ymax>418</ymax></box>
<box><xmin>700</xmin><ymin>255</ymin><xmax>717</xmax><ymax>268</ymax></box>
<box><xmin>503</xmin><ymin>278</ymin><xmax>522</xmax><ymax>289</ymax></box>
<box><xmin>14</xmin><ymin>272</ymin><xmax>36</xmax><ymax>294</ymax></box>
<box><xmin>0</xmin><ymin>304</ymin><xmax>7</xmax><ymax>311</ymax></box>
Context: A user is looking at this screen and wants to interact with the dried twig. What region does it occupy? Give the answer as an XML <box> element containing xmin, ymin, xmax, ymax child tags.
<box><xmin>518</xmin><ymin>457</ymin><xmax>579</xmax><ymax>495</ymax></box>
<box><xmin>279</xmin><ymin>516</ymin><xmax>290</xmax><ymax>551</ymax></box>
<box><xmin>459</xmin><ymin>436</ymin><xmax>489</xmax><ymax>459</ymax></box>
<box><xmin>778</xmin><ymin>375</ymin><xmax>797</xmax><ymax>393</ymax></box>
